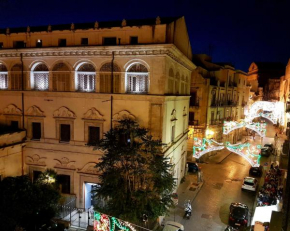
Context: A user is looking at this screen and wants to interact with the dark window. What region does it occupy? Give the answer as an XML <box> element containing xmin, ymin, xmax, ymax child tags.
<box><xmin>190</xmin><ymin>92</ymin><xmax>197</xmax><ymax>106</ymax></box>
<box><xmin>32</xmin><ymin>122</ymin><xmax>41</xmax><ymax>140</ymax></box>
<box><xmin>33</xmin><ymin>170</ymin><xmax>42</xmax><ymax>183</ymax></box>
<box><xmin>189</xmin><ymin>112</ymin><xmax>195</xmax><ymax>121</ymax></box>
<box><xmin>10</xmin><ymin>121</ymin><xmax>18</xmax><ymax>130</ymax></box>
<box><xmin>119</xmin><ymin>133</ymin><xmax>130</xmax><ymax>146</ymax></box>
<box><xmin>103</xmin><ymin>37</ymin><xmax>117</xmax><ymax>45</ymax></box>
<box><xmin>36</xmin><ymin>39</ymin><xmax>42</xmax><ymax>48</ymax></box>
<box><xmin>13</xmin><ymin>41</ymin><xmax>26</xmax><ymax>48</ymax></box>
<box><xmin>0</xmin><ymin>42</ymin><xmax>3</xmax><ymax>49</ymax></box>
<box><xmin>58</xmin><ymin>39</ymin><xmax>67</xmax><ymax>47</ymax></box>
<box><xmin>88</xmin><ymin>126</ymin><xmax>100</xmax><ymax>145</ymax></box>
<box><xmin>60</xmin><ymin>124</ymin><xmax>70</xmax><ymax>142</ymax></box>
<box><xmin>130</xmin><ymin>36</ymin><xmax>138</xmax><ymax>45</ymax></box>
<box><xmin>81</xmin><ymin>38</ymin><xmax>88</xmax><ymax>46</ymax></box>
<box><xmin>57</xmin><ymin>174</ymin><xmax>70</xmax><ymax>194</ymax></box>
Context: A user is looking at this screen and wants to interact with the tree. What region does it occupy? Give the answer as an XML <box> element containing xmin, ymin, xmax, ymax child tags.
<box><xmin>0</xmin><ymin>174</ymin><xmax>61</xmax><ymax>231</ymax></box>
<box><xmin>93</xmin><ymin>119</ymin><xmax>176</xmax><ymax>223</ymax></box>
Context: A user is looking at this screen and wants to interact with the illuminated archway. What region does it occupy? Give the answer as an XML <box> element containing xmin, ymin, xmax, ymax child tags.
<box><xmin>192</xmin><ymin>138</ymin><xmax>261</xmax><ymax>167</ymax></box>
<box><xmin>246</xmin><ymin>101</ymin><xmax>284</xmax><ymax>125</ymax></box>
<box><xmin>223</xmin><ymin>120</ymin><xmax>266</xmax><ymax>137</ymax></box>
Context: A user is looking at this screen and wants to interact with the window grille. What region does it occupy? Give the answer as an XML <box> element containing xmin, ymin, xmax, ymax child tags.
<box><xmin>126</xmin><ymin>64</ymin><xmax>148</xmax><ymax>93</ymax></box>
<box><xmin>77</xmin><ymin>64</ymin><xmax>96</xmax><ymax>92</ymax></box>
<box><xmin>0</xmin><ymin>64</ymin><xmax>8</xmax><ymax>89</ymax></box>
<box><xmin>33</xmin><ymin>63</ymin><xmax>49</xmax><ymax>90</ymax></box>
<box><xmin>34</xmin><ymin>73</ymin><xmax>49</xmax><ymax>90</ymax></box>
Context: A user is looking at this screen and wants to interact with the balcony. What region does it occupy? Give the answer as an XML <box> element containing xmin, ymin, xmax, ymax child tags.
<box><xmin>189</xmin><ymin>120</ymin><xmax>199</xmax><ymax>126</ymax></box>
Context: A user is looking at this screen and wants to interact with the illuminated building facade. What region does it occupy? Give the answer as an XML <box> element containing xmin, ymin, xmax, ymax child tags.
<box><xmin>189</xmin><ymin>54</ymin><xmax>250</xmax><ymax>148</ymax></box>
<box><xmin>0</xmin><ymin>17</ymin><xmax>196</xmax><ymax>208</ymax></box>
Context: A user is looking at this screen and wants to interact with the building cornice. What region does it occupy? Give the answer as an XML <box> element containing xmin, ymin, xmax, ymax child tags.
<box><xmin>0</xmin><ymin>44</ymin><xmax>196</xmax><ymax>71</ymax></box>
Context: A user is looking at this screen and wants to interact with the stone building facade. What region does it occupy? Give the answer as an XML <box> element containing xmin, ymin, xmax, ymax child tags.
<box><xmin>0</xmin><ymin>17</ymin><xmax>196</xmax><ymax>208</ymax></box>
<box><xmin>189</xmin><ymin>55</ymin><xmax>250</xmax><ymax>149</ymax></box>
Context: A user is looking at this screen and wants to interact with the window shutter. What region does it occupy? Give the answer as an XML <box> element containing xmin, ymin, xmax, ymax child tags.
<box><xmin>114</xmin><ymin>74</ymin><xmax>120</xmax><ymax>93</ymax></box>
<box><xmin>60</xmin><ymin>124</ymin><xmax>70</xmax><ymax>142</ymax></box>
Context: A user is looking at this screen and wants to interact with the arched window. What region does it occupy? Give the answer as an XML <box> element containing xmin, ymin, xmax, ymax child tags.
<box><xmin>126</xmin><ymin>63</ymin><xmax>148</xmax><ymax>93</ymax></box>
<box><xmin>52</xmin><ymin>63</ymin><xmax>70</xmax><ymax>91</ymax></box>
<box><xmin>11</xmin><ymin>64</ymin><xmax>25</xmax><ymax>90</ymax></box>
<box><xmin>0</xmin><ymin>64</ymin><xmax>8</xmax><ymax>89</ymax></box>
<box><xmin>175</xmin><ymin>72</ymin><xmax>180</xmax><ymax>94</ymax></box>
<box><xmin>168</xmin><ymin>68</ymin><xmax>174</xmax><ymax>94</ymax></box>
<box><xmin>76</xmin><ymin>63</ymin><xmax>95</xmax><ymax>92</ymax></box>
<box><xmin>32</xmin><ymin>63</ymin><xmax>49</xmax><ymax>90</ymax></box>
<box><xmin>100</xmin><ymin>62</ymin><xmax>121</xmax><ymax>93</ymax></box>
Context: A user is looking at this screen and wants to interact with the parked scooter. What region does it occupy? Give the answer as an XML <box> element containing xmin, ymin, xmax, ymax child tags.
<box><xmin>184</xmin><ymin>200</ymin><xmax>192</xmax><ymax>219</ymax></box>
<box><xmin>224</xmin><ymin>226</ymin><xmax>237</xmax><ymax>231</ymax></box>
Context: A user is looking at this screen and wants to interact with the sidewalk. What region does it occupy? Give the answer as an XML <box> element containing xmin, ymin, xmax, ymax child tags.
<box><xmin>162</xmin><ymin>173</ymin><xmax>204</xmax><ymax>225</ymax></box>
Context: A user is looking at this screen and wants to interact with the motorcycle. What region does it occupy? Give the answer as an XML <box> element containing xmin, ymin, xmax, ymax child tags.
<box><xmin>183</xmin><ymin>202</ymin><xmax>192</xmax><ymax>219</ymax></box>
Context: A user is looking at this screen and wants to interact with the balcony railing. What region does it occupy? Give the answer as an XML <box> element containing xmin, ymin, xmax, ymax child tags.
<box><xmin>189</xmin><ymin>120</ymin><xmax>199</xmax><ymax>126</ymax></box>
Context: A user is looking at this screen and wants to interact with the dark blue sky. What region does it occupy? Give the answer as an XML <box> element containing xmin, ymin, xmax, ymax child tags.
<box><xmin>0</xmin><ymin>0</ymin><xmax>289</xmax><ymax>72</ymax></box>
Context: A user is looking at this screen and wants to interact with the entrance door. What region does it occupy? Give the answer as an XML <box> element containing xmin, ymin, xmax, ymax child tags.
<box><xmin>84</xmin><ymin>183</ymin><xmax>99</xmax><ymax>210</ymax></box>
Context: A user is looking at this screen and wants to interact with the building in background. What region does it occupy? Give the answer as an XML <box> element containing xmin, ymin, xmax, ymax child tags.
<box><xmin>188</xmin><ymin>55</ymin><xmax>250</xmax><ymax>151</ymax></box>
<box><xmin>248</xmin><ymin>62</ymin><xmax>285</xmax><ymax>102</ymax></box>
<box><xmin>0</xmin><ymin>16</ymin><xmax>196</xmax><ymax>208</ymax></box>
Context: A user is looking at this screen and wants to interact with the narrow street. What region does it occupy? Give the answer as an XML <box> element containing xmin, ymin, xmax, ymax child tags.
<box><xmin>183</xmin><ymin>151</ymin><xmax>256</xmax><ymax>231</ymax></box>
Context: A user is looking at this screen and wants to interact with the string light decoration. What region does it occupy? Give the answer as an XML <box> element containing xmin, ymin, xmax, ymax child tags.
<box><xmin>192</xmin><ymin>138</ymin><xmax>261</xmax><ymax>167</ymax></box>
<box><xmin>223</xmin><ymin>120</ymin><xmax>266</xmax><ymax>137</ymax></box>
<box><xmin>192</xmin><ymin>137</ymin><xmax>224</xmax><ymax>158</ymax></box>
<box><xmin>246</xmin><ymin>101</ymin><xmax>284</xmax><ymax>125</ymax></box>
<box><xmin>94</xmin><ymin>211</ymin><xmax>137</xmax><ymax>231</ymax></box>
<box><xmin>225</xmin><ymin>142</ymin><xmax>261</xmax><ymax>167</ymax></box>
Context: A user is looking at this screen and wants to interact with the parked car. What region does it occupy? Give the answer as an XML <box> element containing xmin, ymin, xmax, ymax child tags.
<box><xmin>249</xmin><ymin>165</ymin><xmax>263</xmax><ymax>177</ymax></box>
<box><xmin>163</xmin><ymin>221</ymin><xmax>184</xmax><ymax>231</ymax></box>
<box><xmin>261</xmin><ymin>147</ymin><xmax>271</xmax><ymax>157</ymax></box>
<box><xmin>264</xmin><ymin>143</ymin><xmax>274</xmax><ymax>151</ymax></box>
<box><xmin>241</xmin><ymin>177</ymin><xmax>258</xmax><ymax>191</ymax></box>
<box><xmin>187</xmin><ymin>162</ymin><xmax>199</xmax><ymax>173</ymax></box>
<box><xmin>229</xmin><ymin>203</ymin><xmax>249</xmax><ymax>229</ymax></box>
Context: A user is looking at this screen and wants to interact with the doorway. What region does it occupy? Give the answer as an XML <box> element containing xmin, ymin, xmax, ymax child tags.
<box><xmin>84</xmin><ymin>183</ymin><xmax>99</xmax><ymax>210</ymax></box>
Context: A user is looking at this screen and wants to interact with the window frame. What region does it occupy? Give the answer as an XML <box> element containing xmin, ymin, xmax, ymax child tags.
<box><xmin>55</xmin><ymin>119</ymin><xmax>74</xmax><ymax>143</ymax></box>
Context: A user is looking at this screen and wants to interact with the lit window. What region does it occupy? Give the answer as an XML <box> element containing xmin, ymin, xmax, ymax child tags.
<box><xmin>36</xmin><ymin>39</ymin><xmax>42</xmax><ymax>48</ymax></box>
<box><xmin>0</xmin><ymin>64</ymin><xmax>8</xmax><ymax>89</ymax></box>
<box><xmin>126</xmin><ymin>63</ymin><xmax>148</xmax><ymax>93</ymax></box>
<box><xmin>76</xmin><ymin>63</ymin><xmax>96</xmax><ymax>92</ymax></box>
<box><xmin>32</xmin><ymin>63</ymin><xmax>49</xmax><ymax>90</ymax></box>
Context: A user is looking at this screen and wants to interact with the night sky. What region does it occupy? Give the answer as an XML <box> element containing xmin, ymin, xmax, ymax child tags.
<box><xmin>0</xmin><ymin>0</ymin><xmax>289</xmax><ymax>72</ymax></box>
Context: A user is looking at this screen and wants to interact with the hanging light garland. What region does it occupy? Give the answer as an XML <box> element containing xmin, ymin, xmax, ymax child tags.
<box><xmin>94</xmin><ymin>211</ymin><xmax>137</xmax><ymax>231</ymax></box>
<box><xmin>192</xmin><ymin>138</ymin><xmax>261</xmax><ymax>167</ymax></box>
<box><xmin>223</xmin><ymin>120</ymin><xmax>266</xmax><ymax>137</ymax></box>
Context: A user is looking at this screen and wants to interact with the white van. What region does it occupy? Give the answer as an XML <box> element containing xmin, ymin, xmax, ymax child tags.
<box><xmin>163</xmin><ymin>221</ymin><xmax>184</xmax><ymax>231</ymax></box>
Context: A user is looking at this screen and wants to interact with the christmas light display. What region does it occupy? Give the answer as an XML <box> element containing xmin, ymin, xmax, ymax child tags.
<box><xmin>223</xmin><ymin>120</ymin><xmax>266</xmax><ymax>137</ymax></box>
<box><xmin>192</xmin><ymin>137</ymin><xmax>224</xmax><ymax>158</ymax></box>
<box><xmin>247</xmin><ymin>101</ymin><xmax>284</xmax><ymax>125</ymax></box>
<box><xmin>94</xmin><ymin>211</ymin><xmax>137</xmax><ymax>231</ymax></box>
<box><xmin>192</xmin><ymin>138</ymin><xmax>261</xmax><ymax>167</ymax></box>
<box><xmin>225</xmin><ymin>142</ymin><xmax>261</xmax><ymax>167</ymax></box>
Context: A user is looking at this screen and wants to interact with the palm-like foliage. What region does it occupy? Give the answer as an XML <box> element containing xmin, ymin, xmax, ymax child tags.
<box><xmin>93</xmin><ymin>119</ymin><xmax>176</xmax><ymax>222</ymax></box>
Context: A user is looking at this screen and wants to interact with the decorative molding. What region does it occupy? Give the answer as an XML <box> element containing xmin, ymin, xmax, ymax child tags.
<box><xmin>0</xmin><ymin>48</ymin><xmax>195</xmax><ymax>71</ymax></box>
<box><xmin>77</xmin><ymin>162</ymin><xmax>99</xmax><ymax>175</ymax></box>
<box><xmin>54</xmin><ymin>157</ymin><xmax>76</xmax><ymax>169</ymax></box>
<box><xmin>171</xmin><ymin>109</ymin><xmax>177</xmax><ymax>121</ymax></box>
<box><xmin>3</xmin><ymin>104</ymin><xmax>22</xmax><ymax>115</ymax></box>
<box><xmin>113</xmin><ymin>110</ymin><xmax>136</xmax><ymax>121</ymax></box>
<box><xmin>26</xmin><ymin>154</ymin><xmax>46</xmax><ymax>166</ymax></box>
<box><xmin>53</xmin><ymin>106</ymin><xmax>76</xmax><ymax>119</ymax></box>
<box><xmin>83</xmin><ymin>107</ymin><xmax>104</xmax><ymax>120</ymax></box>
<box><xmin>26</xmin><ymin>105</ymin><xmax>45</xmax><ymax>117</ymax></box>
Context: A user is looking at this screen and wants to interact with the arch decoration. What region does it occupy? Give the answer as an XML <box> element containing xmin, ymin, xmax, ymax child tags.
<box><xmin>223</xmin><ymin>120</ymin><xmax>266</xmax><ymax>137</ymax></box>
<box><xmin>246</xmin><ymin>101</ymin><xmax>284</xmax><ymax>125</ymax></box>
<box><xmin>192</xmin><ymin>138</ymin><xmax>261</xmax><ymax>167</ymax></box>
